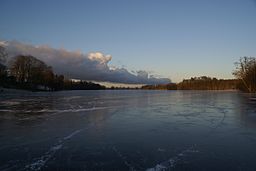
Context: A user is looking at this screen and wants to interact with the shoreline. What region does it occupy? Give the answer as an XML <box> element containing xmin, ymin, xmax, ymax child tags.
<box><xmin>0</xmin><ymin>86</ymin><xmax>241</xmax><ymax>93</ymax></box>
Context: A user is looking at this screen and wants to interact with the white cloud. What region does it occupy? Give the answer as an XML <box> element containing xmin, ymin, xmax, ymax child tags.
<box><xmin>87</xmin><ymin>52</ymin><xmax>112</xmax><ymax>65</ymax></box>
<box><xmin>1</xmin><ymin>40</ymin><xmax>171</xmax><ymax>84</ymax></box>
<box><xmin>0</xmin><ymin>41</ymin><xmax>8</xmax><ymax>46</ymax></box>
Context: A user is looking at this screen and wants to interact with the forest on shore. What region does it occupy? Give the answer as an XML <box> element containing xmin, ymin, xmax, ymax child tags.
<box><xmin>0</xmin><ymin>45</ymin><xmax>255</xmax><ymax>92</ymax></box>
<box><xmin>142</xmin><ymin>57</ymin><xmax>256</xmax><ymax>93</ymax></box>
<box><xmin>142</xmin><ymin>77</ymin><xmax>239</xmax><ymax>90</ymax></box>
<box><xmin>0</xmin><ymin>46</ymin><xmax>105</xmax><ymax>91</ymax></box>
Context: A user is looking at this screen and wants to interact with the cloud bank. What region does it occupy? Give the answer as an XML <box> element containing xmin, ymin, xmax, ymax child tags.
<box><xmin>1</xmin><ymin>40</ymin><xmax>171</xmax><ymax>84</ymax></box>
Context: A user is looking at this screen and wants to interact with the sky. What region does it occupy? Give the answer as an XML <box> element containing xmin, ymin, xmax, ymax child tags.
<box><xmin>1</xmin><ymin>0</ymin><xmax>256</xmax><ymax>83</ymax></box>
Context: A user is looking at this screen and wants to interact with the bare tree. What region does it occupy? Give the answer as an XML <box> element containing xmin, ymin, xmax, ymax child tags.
<box><xmin>233</xmin><ymin>57</ymin><xmax>256</xmax><ymax>93</ymax></box>
<box><xmin>10</xmin><ymin>55</ymin><xmax>50</xmax><ymax>85</ymax></box>
<box><xmin>0</xmin><ymin>46</ymin><xmax>8</xmax><ymax>65</ymax></box>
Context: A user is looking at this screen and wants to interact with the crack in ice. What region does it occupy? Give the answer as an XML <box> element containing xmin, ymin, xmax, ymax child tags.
<box><xmin>25</xmin><ymin>129</ymin><xmax>83</xmax><ymax>171</ymax></box>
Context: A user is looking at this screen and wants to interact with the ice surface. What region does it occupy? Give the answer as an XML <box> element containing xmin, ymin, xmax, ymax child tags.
<box><xmin>1</xmin><ymin>90</ymin><xmax>256</xmax><ymax>170</ymax></box>
<box><xmin>25</xmin><ymin>129</ymin><xmax>83</xmax><ymax>170</ymax></box>
<box><xmin>146</xmin><ymin>146</ymin><xmax>199</xmax><ymax>171</ymax></box>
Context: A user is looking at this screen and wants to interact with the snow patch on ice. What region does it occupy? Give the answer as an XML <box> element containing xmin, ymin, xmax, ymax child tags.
<box><xmin>25</xmin><ymin>144</ymin><xmax>63</xmax><ymax>171</ymax></box>
<box><xmin>63</xmin><ymin>129</ymin><xmax>82</xmax><ymax>140</ymax></box>
<box><xmin>146</xmin><ymin>145</ymin><xmax>199</xmax><ymax>171</ymax></box>
<box><xmin>157</xmin><ymin>148</ymin><xmax>166</xmax><ymax>152</ymax></box>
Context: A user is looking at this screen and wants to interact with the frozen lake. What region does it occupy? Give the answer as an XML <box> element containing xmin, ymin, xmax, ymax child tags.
<box><xmin>0</xmin><ymin>90</ymin><xmax>256</xmax><ymax>171</ymax></box>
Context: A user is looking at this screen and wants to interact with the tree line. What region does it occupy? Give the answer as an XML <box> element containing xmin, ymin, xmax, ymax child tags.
<box><xmin>142</xmin><ymin>56</ymin><xmax>256</xmax><ymax>92</ymax></box>
<box><xmin>141</xmin><ymin>83</ymin><xmax>177</xmax><ymax>90</ymax></box>
<box><xmin>233</xmin><ymin>57</ymin><xmax>256</xmax><ymax>93</ymax></box>
<box><xmin>142</xmin><ymin>78</ymin><xmax>238</xmax><ymax>90</ymax></box>
<box><xmin>1</xmin><ymin>45</ymin><xmax>255</xmax><ymax>92</ymax></box>
<box><xmin>0</xmin><ymin>47</ymin><xmax>105</xmax><ymax>91</ymax></box>
<box><xmin>177</xmin><ymin>77</ymin><xmax>238</xmax><ymax>90</ymax></box>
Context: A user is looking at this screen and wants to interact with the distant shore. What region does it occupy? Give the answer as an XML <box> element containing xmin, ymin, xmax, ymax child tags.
<box><xmin>0</xmin><ymin>86</ymin><xmax>242</xmax><ymax>93</ymax></box>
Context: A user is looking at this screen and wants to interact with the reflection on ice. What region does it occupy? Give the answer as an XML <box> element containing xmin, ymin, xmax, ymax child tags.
<box><xmin>0</xmin><ymin>107</ymin><xmax>111</xmax><ymax>114</ymax></box>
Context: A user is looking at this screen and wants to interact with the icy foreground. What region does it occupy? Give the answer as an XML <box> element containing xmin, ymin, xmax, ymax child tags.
<box><xmin>0</xmin><ymin>90</ymin><xmax>256</xmax><ymax>171</ymax></box>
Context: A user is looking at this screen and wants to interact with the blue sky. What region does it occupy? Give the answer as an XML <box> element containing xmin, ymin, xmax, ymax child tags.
<box><xmin>1</xmin><ymin>0</ymin><xmax>256</xmax><ymax>82</ymax></box>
